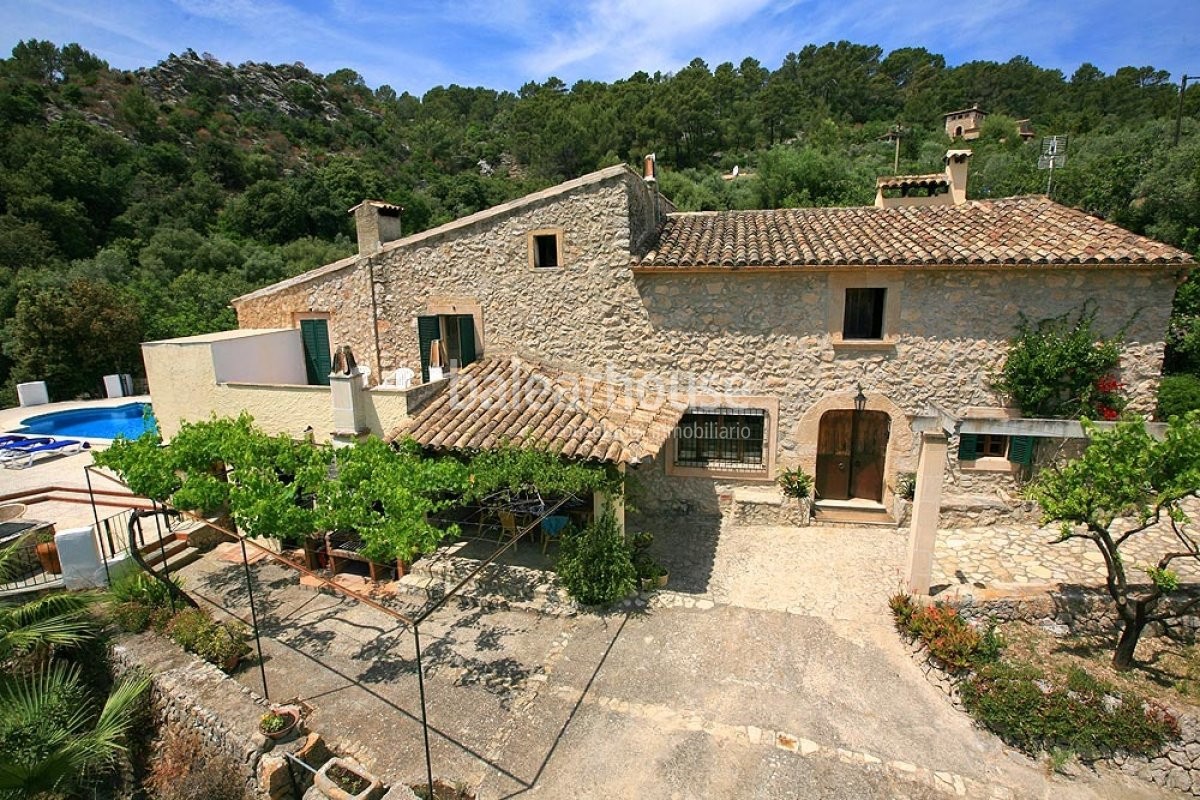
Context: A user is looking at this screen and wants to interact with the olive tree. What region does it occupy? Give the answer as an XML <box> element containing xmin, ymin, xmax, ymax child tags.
<box><xmin>1027</xmin><ymin>412</ymin><xmax>1200</xmax><ymax>670</ymax></box>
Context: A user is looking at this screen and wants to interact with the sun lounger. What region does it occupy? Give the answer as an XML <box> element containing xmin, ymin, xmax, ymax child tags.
<box><xmin>0</xmin><ymin>435</ymin><xmax>52</xmax><ymax>450</ymax></box>
<box><xmin>1</xmin><ymin>439</ymin><xmax>90</xmax><ymax>469</ymax></box>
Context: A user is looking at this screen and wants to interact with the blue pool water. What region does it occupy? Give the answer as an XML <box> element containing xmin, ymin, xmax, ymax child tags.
<box><xmin>19</xmin><ymin>403</ymin><xmax>156</xmax><ymax>440</ymax></box>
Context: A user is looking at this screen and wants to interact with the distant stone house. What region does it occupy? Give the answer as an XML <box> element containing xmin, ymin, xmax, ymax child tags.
<box><xmin>167</xmin><ymin>152</ymin><xmax>1192</xmax><ymax>523</ymax></box>
<box><xmin>944</xmin><ymin>105</ymin><xmax>1035</xmax><ymax>141</ymax></box>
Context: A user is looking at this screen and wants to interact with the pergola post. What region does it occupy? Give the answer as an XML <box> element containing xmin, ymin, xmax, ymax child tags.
<box><xmin>594</xmin><ymin>463</ymin><xmax>627</xmax><ymax>535</ymax></box>
<box><xmin>905</xmin><ymin>431</ymin><xmax>947</xmax><ymax>596</ymax></box>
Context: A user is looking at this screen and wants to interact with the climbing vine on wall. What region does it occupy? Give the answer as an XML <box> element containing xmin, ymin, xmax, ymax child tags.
<box><xmin>992</xmin><ymin>303</ymin><xmax>1129</xmax><ymax>419</ymax></box>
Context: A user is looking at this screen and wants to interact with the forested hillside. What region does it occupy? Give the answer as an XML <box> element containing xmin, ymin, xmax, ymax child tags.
<box><xmin>0</xmin><ymin>39</ymin><xmax>1198</xmax><ymax>405</ymax></box>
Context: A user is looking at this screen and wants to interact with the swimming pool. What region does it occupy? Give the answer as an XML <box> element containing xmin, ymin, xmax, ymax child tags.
<box><xmin>19</xmin><ymin>402</ymin><xmax>156</xmax><ymax>441</ymax></box>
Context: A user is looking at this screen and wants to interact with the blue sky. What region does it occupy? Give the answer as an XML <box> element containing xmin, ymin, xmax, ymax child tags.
<box><xmin>1</xmin><ymin>0</ymin><xmax>1197</xmax><ymax>94</ymax></box>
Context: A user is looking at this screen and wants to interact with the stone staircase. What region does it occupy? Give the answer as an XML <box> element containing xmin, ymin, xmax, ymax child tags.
<box><xmin>393</xmin><ymin>541</ymin><xmax>577</xmax><ymax>616</ymax></box>
<box><xmin>810</xmin><ymin>499</ymin><xmax>897</xmax><ymax>528</ymax></box>
<box><xmin>140</xmin><ymin>534</ymin><xmax>204</xmax><ymax>575</ymax></box>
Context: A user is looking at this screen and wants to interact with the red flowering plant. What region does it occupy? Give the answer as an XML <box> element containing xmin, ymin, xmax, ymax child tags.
<box><xmin>1091</xmin><ymin>374</ymin><xmax>1126</xmax><ymax>421</ymax></box>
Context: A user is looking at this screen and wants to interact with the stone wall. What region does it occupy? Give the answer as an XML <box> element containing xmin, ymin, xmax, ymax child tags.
<box><xmin>233</xmin><ymin>165</ymin><xmax>1177</xmax><ymax>514</ymax></box>
<box><xmin>949</xmin><ymin>585</ymin><xmax>1200</xmax><ymax>640</ymax></box>
<box><xmin>111</xmin><ymin>631</ymin><xmax>272</xmax><ymax>797</ymax></box>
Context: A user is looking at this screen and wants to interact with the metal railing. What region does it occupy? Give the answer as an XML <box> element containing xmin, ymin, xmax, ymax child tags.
<box><xmin>0</xmin><ymin>529</ymin><xmax>61</xmax><ymax>592</ymax></box>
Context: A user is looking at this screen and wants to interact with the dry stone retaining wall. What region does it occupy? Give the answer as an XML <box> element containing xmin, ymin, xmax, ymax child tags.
<box><xmin>112</xmin><ymin>632</ymin><xmax>273</xmax><ymax>797</ymax></box>
<box><xmin>949</xmin><ymin>585</ymin><xmax>1200</xmax><ymax>640</ymax></box>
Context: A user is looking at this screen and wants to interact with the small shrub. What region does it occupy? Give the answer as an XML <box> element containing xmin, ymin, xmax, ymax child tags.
<box><xmin>165</xmin><ymin>608</ymin><xmax>250</xmax><ymax>670</ymax></box>
<box><xmin>147</xmin><ymin>728</ymin><xmax>249</xmax><ymax>800</ymax></box>
<box><xmin>164</xmin><ymin>608</ymin><xmax>209</xmax><ymax>652</ymax></box>
<box><xmin>109</xmin><ymin>571</ymin><xmax>180</xmax><ymax>609</ymax></box>
<box><xmin>777</xmin><ymin>467</ymin><xmax>813</xmax><ymax>500</ymax></box>
<box><xmin>894</xmin><ymin>472</ymin><xmax>916</xmax><ymax>501</ymax></box>
<box><xmin>962</xmin><ymin>661</ymin><xmax>1179</xmax><ymax>759</ymax></box>
<box><xmin>888</xmin><ymin>592</ymin><xmax>916</xmax><ymax>628</ymax></box>
<box><xmin>556</xmin><ymin>510</ymin><xmax>637</xmax><ymax>606</ymax></box>
<box><xmin>111</xmin><ymin>601</ymin><xmax>153</xmax><ymax>633</ymax></box>
<box><xmin>1157</xmin><ymin>374</ymin><xmax>1200</xmax><ymax>420</ymax></box>
<box><xmin>889</xmin><ymin>595</ymin><xmax>999</xmax><ymax>672</ymax></box>
<box><xmin>629</xmin><ymin>531</ymin><xmax>666</xmax><ymax>583</ymax></box>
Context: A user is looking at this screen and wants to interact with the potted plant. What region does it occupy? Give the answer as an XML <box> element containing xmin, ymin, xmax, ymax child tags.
<box><xmin>314</xmin><ymin>757</ymin><xmax>384</xmax><ymax>800</ymax></box>
<box><xmin>776</xmin><ymin>466</ymin><xmax>814</xmax><ymax>524</ymax></box>
<box><xmin>33</xmin><ymin>530</ymin><xmax>61</xmax><ymax>575</ymax></box>
<box><xmin>630</xmin><ymin>532</ymin><xmax>669</xmax><ymax>591</ymax></box>
<box><xmin>892</xmin><ymin>471</ymin><xmax>916</xmax><ymax>524</ymax></box>
<box><xmin>259</xmin><ymin>705</ymin><xmax>301</xmax><ymax>741</ymax></box>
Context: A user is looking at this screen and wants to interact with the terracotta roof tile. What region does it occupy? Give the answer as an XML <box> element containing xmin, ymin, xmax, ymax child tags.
<box><xmin>876</xmin><ymin>173</ymin><xmax>949</xmax><ymax>189</ymax></box>
<box><xmin>636</xmin><ymin>196</ymin><xmax>1194</xmax><ymax>270</ymax></box>
<box><xmin>386</xmin><ymin>356</ymin><xmax>688</xmax><ymax>465</ymax></box>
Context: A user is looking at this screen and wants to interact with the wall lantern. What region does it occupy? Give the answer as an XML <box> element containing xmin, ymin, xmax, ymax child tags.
<box><xmin>854</xmin><ymin>383</ymin><xmax>867</xmax><ymax>413</ymax></box>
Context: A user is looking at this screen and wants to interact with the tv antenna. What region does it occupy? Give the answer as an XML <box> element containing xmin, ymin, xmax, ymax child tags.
<box><xmin>1037</xmin><ymin>135</ymin><xmax>1068</xmax><ymax>195</ymax></box>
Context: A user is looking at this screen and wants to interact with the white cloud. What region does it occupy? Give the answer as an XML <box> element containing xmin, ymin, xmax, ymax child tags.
<box><xmin>515</xmin><ymin>0</ymin><xmax>780</xmax><ymax>79</ymax></box>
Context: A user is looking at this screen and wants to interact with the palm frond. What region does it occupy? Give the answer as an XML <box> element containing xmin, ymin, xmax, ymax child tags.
<box><xmin>0</xmin><ymin>608</ymin><xmax>96</xmax><ymax>658</ymax></box>
<box><xmin>2</xmin><ymin>590</ymin><xmax>104</xmax><ymax>626</ymax></box>
<box><xmin>80</xmin><ymin>672</ymin><xmax>152</xmax><ymax>763</ymax></box>
<box><xmin>0</xmin><ymin>665</ymin><xmax>149</xmax><ymax>794</ymax></box>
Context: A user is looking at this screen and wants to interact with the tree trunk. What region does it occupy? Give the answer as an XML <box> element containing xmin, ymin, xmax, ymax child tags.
<box><xmin>1113</xmin><ymin>613</ymin><xmax>1146</xmax><ymax>671</ymax></box>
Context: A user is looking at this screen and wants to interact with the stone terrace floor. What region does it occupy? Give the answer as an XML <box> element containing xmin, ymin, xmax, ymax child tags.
<box><xmin>172</xmin><ymin>523</ymin><xmax>1169</xmax><ymax>800</ymax></box>
<box><xmin>931</xmin><ymin>500</ymin><xmax>1200</xmax><ymax>592</ymax></box>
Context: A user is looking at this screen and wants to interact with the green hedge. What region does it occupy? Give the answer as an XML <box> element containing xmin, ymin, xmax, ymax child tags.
<box><xmin>1157</xmin><ymin>374</ymin><xmax>1200</xmax><ymax>420</ymax></box>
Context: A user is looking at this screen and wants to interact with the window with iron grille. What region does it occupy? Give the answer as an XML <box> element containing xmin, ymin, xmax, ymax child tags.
<box><xmin>674</xmin><ymin>407</ymin><xmax>766</xmax><ymax>471</ymax></box>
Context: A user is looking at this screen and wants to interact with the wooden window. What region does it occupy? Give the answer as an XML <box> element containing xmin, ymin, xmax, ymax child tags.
<box><xmin>958</xmin><ymin>433</ymin><xmax>1035</xmax><ymax>465</ymax></box>
<box><xmin>417</xmin><ymin>314</ymin><xmax>477</xmax><ymax>382</ymax></box>
<box><xmin>674</xmin><ymin>408</ymin><xmax>766</xmax><ymax>471</ymax></box>
<box><xmin>979</xmin><ymin>434</ymin><xmax>1008</xmax><ymax>458</ymax></box>
<box><xmin>299</xmin><ymin>318</ymin><xmax>331</xmax><ymax>386</ymax></box>
<box><xmin>842</xmin><ymin>288</ymin><xmax>886</xmax><ymax>340</ymax></box>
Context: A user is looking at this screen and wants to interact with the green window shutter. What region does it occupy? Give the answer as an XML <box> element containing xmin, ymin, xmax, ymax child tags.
<box><xmin>299</xmin><ymin>319</ymin><xmax>331</xmax><ymax>386</ymax></box>
<box><xmin>456</xmin><ymin>315</ymin><xmax>477</xmax><ymax>367</ymax></box>
<box><xmin>417</xmin><ymin>315</ymin><xmax>440</xmax><ymax>383</ymax></box>
<box><xmin>957</xmin><ymin>432</ymin><xmax>980</xmax><ymax>461</ymax></box>
<box><xmin>1009</xmin><ymin>435</ymin><xmax>1035</xmax><ymax>466</ymax></box>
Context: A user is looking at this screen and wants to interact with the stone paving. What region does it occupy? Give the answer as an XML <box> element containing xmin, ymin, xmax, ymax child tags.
<box><xmin>169</xmin><ymin>519</ymin><xmax>1175</xmax><ymax>800</ymax></box>
<box><xmin>931</xmin><ymin>498</ymin><xmax>1200</xmax><ymax>591</ymax></box>
<box><xmin>646</xmin><ymin>514</ymin><xmax>908</xmax><ymax>627</ymax></box>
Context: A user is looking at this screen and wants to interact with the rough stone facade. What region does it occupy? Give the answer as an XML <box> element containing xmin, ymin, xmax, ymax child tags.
<box><xmin>234</xmin><ymin>165</ymin><xmax>1177</xmax><ymax>516</ymax></box>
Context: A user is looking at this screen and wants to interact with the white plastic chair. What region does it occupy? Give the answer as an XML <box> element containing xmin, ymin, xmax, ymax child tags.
<box><xmin>394</xmin><ymin>368</ymin><xmax>415</xmax><ymax>389</ymax></box>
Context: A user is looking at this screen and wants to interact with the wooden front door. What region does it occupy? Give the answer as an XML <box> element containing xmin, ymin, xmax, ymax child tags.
<box><xmin>815</xmin><ymin>410</ymin><xmax>889</xmax><ymax>502</ymax></box>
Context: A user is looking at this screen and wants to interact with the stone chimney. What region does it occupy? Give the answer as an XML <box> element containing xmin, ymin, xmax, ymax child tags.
<box><xmin>349</xmin><ymin>200</ymin><xmax>403</xmax><ymax>256</ymax></box>
<box><xmin>944</xmin><ymin>149</ymin><xmax>972</xmax><ymax>205</ymax></box>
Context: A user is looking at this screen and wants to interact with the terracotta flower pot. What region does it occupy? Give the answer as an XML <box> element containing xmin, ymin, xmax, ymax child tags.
<box><xmin>260</xmin><ymin>709</ymin><xmax>300</xmax><ymax>741</ymax></box>
<box><xmin>35</xmin><ymin>542</ymin><xmax>61</xmax><ymax>575</ymax></box>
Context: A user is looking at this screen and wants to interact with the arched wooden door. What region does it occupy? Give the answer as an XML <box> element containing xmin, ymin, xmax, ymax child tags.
<box><xmin>815</xmin><ymin>410</ymin><xmax>889</xmax><ymax>502</ymax></box>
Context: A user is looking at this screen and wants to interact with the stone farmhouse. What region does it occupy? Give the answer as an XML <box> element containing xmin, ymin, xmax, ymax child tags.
<box><xmin>143</xmin><ymin>151</ymin><xmax>1193</xmax><ymax>533</ymax></box>
<box><xmin>944</xmin><ymin>105</ymin><xmax>1035</xmax><ymax>141</ymax></box>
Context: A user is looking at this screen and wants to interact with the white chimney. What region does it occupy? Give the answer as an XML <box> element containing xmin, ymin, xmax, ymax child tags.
<box><xmin>349</xmin><ymin>200</ymin><xmax>403</xmax><ymax>256</ymax></box>
<box><xmin>944</xmin><ymin>150</ymin><xmax>972</xmax><ymax>205</ymax></box>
